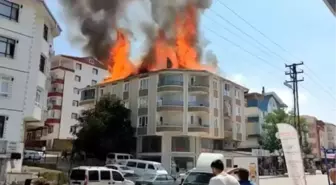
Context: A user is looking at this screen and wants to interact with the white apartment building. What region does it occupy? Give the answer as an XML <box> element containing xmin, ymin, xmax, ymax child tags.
<box><xmin>324</xmin><ymin>122</ymin><xmax>336</xmax><ymax>149</ymax></box>
<box><xmin>25</xmin><ymin>55</ymin><xmax>108</xmax><ymax>150</ymax></box>
<box><xmin>80</xmin><ymin>69</ymin><xmax>248</xmax><ymax>173</ymax></box>
<box><xmin>0</xmin><ymin>0</ymin><xmax>60</xmax><ymax>173</ymax></box>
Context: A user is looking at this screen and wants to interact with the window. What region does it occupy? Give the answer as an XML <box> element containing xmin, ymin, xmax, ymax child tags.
<box><xmin>236</xmin><ymin>107</ymin><xmax>240</xmax><ymax>116</ymax></box>
<box><xmin>71</xmin><ymin>113</ymin><xmax>78</xmax><ymax>119</ymax></box>
<box><xmin>236</xmin><ymin>123</ymin><xmax>241</xmax><ymax>133</ymax></box>
<box><xmin>0</xmin><ymin>0</ymin><xmax>19</xmax><ymax>21</ymax></box>
<box><xmin>39</xmin><ymin>55</ymin><xmax>46</xmax><ymax>73</ymax></box>
<box><xmin>138</xmin><ymin>116</ymin><xmax>148</xmax><ymax>127</ymax></box>
<box><xmin>139</xmin><ymin>78</ymin><xmax>149</xmax><ymax>90</ymax></box>
<box><xmin>73</xmin><ymin>88</ymin><xmax>79</xmax><ymax>94</ymax></box>
<box><xmin>0</xmin><ymin>75</ymin><xmax>12</xmax><ymax>98</ymax></box>
<box><xmin>147</xmin><ymin>164</ymin><xmax>155</xmax><ymax>170</ymax></box>
<box><xmin>213</xmin><ymin>80</ymin><xmax>217</xmax><ymax>89</ymax></box>
<box><xmin>214</xmin><ymin>119</ymin><xmax>218</xmax><ymax>128</ymax></box>
<box><xmin>70</xmin><ymin>170</ymin><xmax>86</xmax><ymax>181</ymax></box>
<box><xmin>42</xmin><ymin>128</ymin><xmax>47</xmax><ymax>136</ymax></box>
<box><xmin>235</xmin><ymin>89</ymin><xmax>240</xmax><ymax>99</ymax></box>
<box><xmin>213</xmin><ymin>98</ymin><xmax>218</xmax><ymax>109</ymax></box>
<box><xmin>43</xmin><ymin>24</ymin><xmax>48</xmax><ymax>41</ymax></box>
<box><xmin>48</xmin><ymin>126</ymin><xmax>53</xmax><ymax>134</ymax></box>
<box><xmin>72</xmin><ymin>100</ymin><xmax>78</xmax><ymax>107</ymax></box>
<box><xmin>224</xmin><ymin>84</ymin><xmax>230</xmax><ymax>96</ymax></box>
<box><xmin>171</xmin><ymin>137</ymin><xmax>190</xmax><ymax>152</ymax></box>
<box><xmin>106</xmin><ymin>166</ymin><xmax>118</xmax><ymax>170</ymax></box>
<box><xmin>100</xmin><ymin>171</ymin><xmax>111</xmax><ymax>180</ymax></box>
<box><xmin>35</xmin><ymin>89</ymin><xmax>42</xmax><ymax>106</ymax></box>
<box><xmin>136</xmin><ymin>163</ymin><xmax>146</xmax><ymax>169</ymax></box>
<box><xmin>124</xmin><ymin>83</ymin><xmax>129</xmax><ymax>92</ymax></box>
<box><xmin>75</xmin><ymin>75</ymin><xmax>81</xmax><ymax>82</ymax></box>
<box><xmin>92</xmin><ymin>68</ymin><xmax>98</xmax><ymax>75</ymax></box>
<box><xmin>138</xmin><ymin>96</ymin><xmax>148</xmax><ymax>108</ymax></box>
<box><xmin>91</xmin><ymin>80</ymin><xmax>97</xmax><ymax>85</ymax></box>
<box><xmin>226</xmin><ymin>159</ymin><xmax>232</xmax><ymax>168</ymax></box>
<box><xmin>126</xmin><ymin>161</ymin><xmax>137</xmax><ymax>167</ymax></box>
<box><xmin>112</xmin><ymin>171</ymin><xmax>124</xmax><ymax>181</ymax></box>
<box><xmin>88</xmin><ymin>171</ymin><xmax>99</xmax><ymax>181</ymax></box>
<box><xmin>0</xmin><ymin>115</ymin><xmax>6</xmax><ymax>138</ymax></box>
<box><xmin>0</xmin><ymin>36</ymin><xmax>16</xmax><ymax>58</ymax></box>
<box><xmin>76</xmin><ymin>63</ymin><xmax>82</xmax><ymax>70</ymax></box>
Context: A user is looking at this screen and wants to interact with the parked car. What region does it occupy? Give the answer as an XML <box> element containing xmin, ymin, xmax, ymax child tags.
<box><xmin>135</xmin><ymin>174</ymin><xmax>175</xmax><ymax>185</ymax></box>
<box><xmin>106</xmin><ymin>164</ymin><xmax>134</xmax><ymax>175</ymax></box>
<box><xmin>70</xmin><ymin>166</ymin><xmax>134</xmax><ymax>185</ymax></box>
<box><xmin>106</xmin><ymin>153</ymin><xmax>133</xmax><ymax>165</ymax></box>
<box><xmin>123</xmin><ymin>173</ymin><xmax>141</xmax><ymax>183</ymax></box>
<box><xmin>24</xmin><ymin>150</ymin><xmax>43</xmax><ymax>160</ymax></box>
<box><xmin>125</xmin><ymin>159</ymin><xmax>168</xmax><ymax>176</ymax></box>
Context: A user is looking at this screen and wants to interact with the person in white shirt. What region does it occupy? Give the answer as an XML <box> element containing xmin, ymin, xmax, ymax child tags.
<box><xmin>209</xmin><ymin>159</ymin><xmax>240</xmax><ymax>185</ymax></box>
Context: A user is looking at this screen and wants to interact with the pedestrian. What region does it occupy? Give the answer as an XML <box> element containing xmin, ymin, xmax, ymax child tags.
<box><xmin>209</xmin><ymin>159</ymin><xmax>240</xmax><ymax>185</ymax></box>
<box><xmin>330</xmin><ymin>168</ymin><xmax>336</xmax><ymax>185</ymax></box>
<box><xmin>236</xmin><ymin>168</ymin><xmax>254</xmax><ymax>185</ymax></box>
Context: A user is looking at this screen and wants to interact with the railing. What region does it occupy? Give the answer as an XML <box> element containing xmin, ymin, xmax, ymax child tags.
<box><xmin>188</xmin><ymin>101</ymin><xmax>209</xmax><ymax>107</ymax></box>
<box><xmin>50</xmin><ymin>88</ymin><xmax>63</xmax><ymax>93</ymax></box>
<box><xmin>158</xmin><ymin>80</ymin><xmax>183</xmax><ymax>86</ymax></box>
<box><xmin>157</xmin><ymin>100</ymin><xmax>183</xmax><ymax>106</ymax></box>
<box><xmin>157</xmin><ymin>122</ymin><xmax>183</xmax><ymax>126</ymax></box>
<box><xmin>189</xmin><ymin>82</ymin><xmax>209</xmax><ymax>87</ymax></box>
<box><xmin>188</xmin><ymin>123</ymin><xmax>209</xmax><ymax>127</ymax></box>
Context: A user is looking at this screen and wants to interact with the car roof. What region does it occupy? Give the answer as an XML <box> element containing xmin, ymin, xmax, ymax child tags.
<box><xmin>126</xmin><ymin>159</ymin><xmax>161</xmax><ymax>165</ymax></box>
<box><xmin>72</xmin><ymin>166</ymin><xmax>118</xmax><ymax>171</ymax></box>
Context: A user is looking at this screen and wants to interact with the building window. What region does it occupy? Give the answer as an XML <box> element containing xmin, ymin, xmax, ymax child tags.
<box><xmin>0</xmin><ymin>36</ymin><xmax>16</xmax><ymax>58</ymax></box>
<box><xmin>236</xmin><ymin>106</ymin><xmax>240</xmax><ymax>116</ymax></box>
<box><xmin>224</xmin><ymin>84</ymin><xmax>230</xmax><ymax>96</ymax></box>
<box><xmin>0</xmin><ymin>0</ymin><xmax>20</xmax><ymax>21</ymax></box>
<box><xmin>73</xmin><ymin>88</ymin><xmax>79</xmax><ymax>94</ymax></box>
<box><xmin>214</xmin><ymin>119</ymin><xmax>218</xmax><ymax>128</ymax></box>
<box><xmin>39</xmin><ymin>55</ymin><xmax>46</xmax><ymax>73</ymax></box>
<box><xmin>138</xmin><ymin>96</ymin><xmax>148</xmax><ymax>108</ymax></box>
<box><xmin>92</xmin><ymin>68</ymin><xmax>98</xmax><ymax>75</ymax></box>
<box><xmin>213</xmin><ymin>80</ymin><xmax>218</xmax><ymax>89</ymax></box>
<box><xmin>72</xmin><ymin>100</ymin><xmax>79</xmax><ymax>107</ymax></box>
<box><xmin>213</xmin><ymin>98</ymin><xmax>218</xmax><ymax>109</ymax></box>
<box><xmin>138</xmin><ymin>116</ymin><xmax>148</xmax><ymax>127</ymax></box>
<box><xmin>43</xmin><ymin>24</ymin><xmax>48</xmax><ymax>41</ymax></box>
<box><xmin>0</xmin><ymin>115</ymin><xmax>6</xmax><ymax>138</ymax></box>
<box><xmin>71</xmin><ymin>113</ymin><xmax>78</xmax><ymax>119</ymax></box>
<box><xmin>236</xmin><ymin>123</ymin><xmax>241</xmax><ymax>133</ymax></box>
<box><xmin>124</xmin><ymin>83</ymin><xmax>129</xmax><ymax>92</ymax></box>
<box><xmin>0</xmin><ymin>75</ymin><xmax>12</xmax><ymax>98</ymax></box>
<box><xmin>35</xmin><ymin>89</ymin><xmax>42</xmax><ymax>106</ymax></box>
<box><xmin>75</xmin><ymin>75</ymin><xmax>81</xmax><ymax>82</ymax></box>
<box><xmin>76</xmin><ymin>63</ymin><xmax>82</xmax><ymax>70</ymax></box>
<box><xmin>139</xmin><ymin>78</ymin><xmax>148</xmax><ymax>90</ymax></box>
<box><xmin>171</xmin><ymin>137</ymin><xmax>190</xmax><ymax>152</ymax></box>
<box><xmin>91</xmin><ymin>80</ymin><xmax>97</xmax><ymax>85</ymax></box>
<box><xmin>235</xmin><ymin>89</ymin><xmax>240</xmax><ymax>99</ymax></box>
<box><xmin>142</xmin><ymin>136</ymin><xmax>162</xmax><ymax>153</ymax></box>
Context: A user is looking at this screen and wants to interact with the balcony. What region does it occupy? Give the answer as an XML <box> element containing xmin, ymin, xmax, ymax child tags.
<box><xmin>158</xmin><ymin>80</ymin><xmax>183</xmax><ymax>92</ymax></box>
<box><xmin>188</xmin><ymin>82</ymin><xmax>209</xmax><ymax>93</ymax></box>
<box><xmin>79</xmin><ymin>88</ymin><xmax>96</xmax><ymax>105</ymax></box>
<box><xmin>223</xmin><ymin>100</ymin><xmax>232</xmax><ymax>119</ymax></box>
<box><xmin>156</xmin><ymin>122</ymin><xmax>183</xmax><ymax>133</ymax></box>
<box><xmin>188</xmin><ymin>101</ymin><xmax>209</xmax><ymax>112</ymax></box>
<box><xmin>157</xmin><ymin>100</ymin><xmax>183</xmax><ymax>112</ymax></box>
<box><xmin>48</xmin><ymin>88</ymin><xmax>63</xmax><ymax>97</ymax></box>
<box><xmin>188</xmin><ymin>124</ymin><xmax>210</xmax><ymax>133</ymax></box>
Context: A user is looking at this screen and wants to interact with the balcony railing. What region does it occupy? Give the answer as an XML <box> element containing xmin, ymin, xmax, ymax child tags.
<box><xmin>158</xmin><ymin>80</ymin><xmax>183</xmax><ymax>86</ymax></box>
<box><xmin>188</xmin><ymin>101</ymin><xmax>209</xmax><ymax>107</ymax></box>
<box><xmin>157</xmin><ymin>100</ymin><xmax>183</xmax><ymax>106</ymax></box>
<box><xmin>189</xmin><ymin>82</ymin><xmax>209</xmax><ymax>87</ymax></box>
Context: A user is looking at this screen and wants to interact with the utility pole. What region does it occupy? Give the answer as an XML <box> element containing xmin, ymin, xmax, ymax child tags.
<box><xmin>284</xmin><ymin>62</ymin><xmax>304</xmax><ymax>146</ymax></box>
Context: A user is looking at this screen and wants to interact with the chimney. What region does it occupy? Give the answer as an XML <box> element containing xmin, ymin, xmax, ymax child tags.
<box><xmin>262</xmin><ymin>86</ymin><xmax>265</xmax><ymax>95</ymax></box>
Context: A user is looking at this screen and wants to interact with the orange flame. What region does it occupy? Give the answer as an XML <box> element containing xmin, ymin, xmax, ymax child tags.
<box><xmin>104</xmin><ymin>2</ymin><xmax>212</xmax><ymax>82</ymax></box>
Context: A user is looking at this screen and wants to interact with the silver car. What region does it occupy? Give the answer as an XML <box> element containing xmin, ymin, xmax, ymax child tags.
<box><xmin>135</xmin><ymin>174</ymin><xmax>176</xmax><ymax>185</ymax></box>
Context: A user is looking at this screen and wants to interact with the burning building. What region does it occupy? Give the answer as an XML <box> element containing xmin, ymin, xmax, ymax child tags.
<box><xmin>64</xmin><ymin>0</ymin><xmax>248</xmax><ymax>171</ymax></box>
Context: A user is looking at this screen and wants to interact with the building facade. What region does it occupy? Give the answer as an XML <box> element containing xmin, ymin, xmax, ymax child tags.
<box><xmin>25</xmin><ymin>55</ymin><xmax>108</xmax><ymax>150</ymax></box>
<box><xmin>80</xmin><ymin>69</ymin><xmax>248</xmax><ymax>172</ymax></box>
<box><xmin>240</xmin><ymin>88</ymin><xmax>287</xmax><ymax>150</ymax></box>
<box><xmin>324</xmin><ymin>122</ymin><xmax>336</xmax><ymax>149</ymax></box>
<box><xmin>0</xmin><ymin>0</ymin><xmax>60</xmax><ymax>173</ymax></box>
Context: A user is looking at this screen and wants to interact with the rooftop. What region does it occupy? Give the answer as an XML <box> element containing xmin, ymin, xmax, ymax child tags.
<box><xmin>60</xmin><ymin>55</ymin><xmax>107</xmax><ymax>69</ymax></box>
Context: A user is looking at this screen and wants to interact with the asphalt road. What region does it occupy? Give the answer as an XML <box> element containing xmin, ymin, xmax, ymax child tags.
<box><xmin>260</xmin><ymin>174</ymin><xmax>330</xmax><ymax>185</ymax></box>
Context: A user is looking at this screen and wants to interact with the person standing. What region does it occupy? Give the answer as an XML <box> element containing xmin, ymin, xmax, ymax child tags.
<box><xmin>330</xmin><ymin>168</ymin><xmax>336</xmax><ymax>185</ymax></box>
<box><xmin>236</xmin><ymin>168</ymin><xmax>254</xmax><ymax>185</ymax></box>
<box><xmin>209</xmin><ymin>160</ymin><xmax>240</xmax><ymax>185</ymax></box>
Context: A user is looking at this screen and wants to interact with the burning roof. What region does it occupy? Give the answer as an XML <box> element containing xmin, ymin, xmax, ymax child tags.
<box><xmin>60</xmin><ymin>0</ymin><xmax>217</xmax><ymax>82</ymax></box>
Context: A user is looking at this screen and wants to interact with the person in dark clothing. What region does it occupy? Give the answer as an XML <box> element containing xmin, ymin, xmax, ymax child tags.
<box><xmin>237</xmin><ymin>168</ymin><xmax>254</xmax><ymax>185</ymax></box>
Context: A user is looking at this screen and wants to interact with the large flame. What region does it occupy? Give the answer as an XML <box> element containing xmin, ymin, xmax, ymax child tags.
<box><xmin>104</xmin><ymin>2</ymin><xmax>212</xmax><ymax>82</ymax></box>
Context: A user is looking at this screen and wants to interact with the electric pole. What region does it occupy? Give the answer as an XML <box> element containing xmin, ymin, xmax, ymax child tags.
<box><xmin>284</xmin><ymin>62</ymin><xmax>304</xmax><ymax>146</ymax></box>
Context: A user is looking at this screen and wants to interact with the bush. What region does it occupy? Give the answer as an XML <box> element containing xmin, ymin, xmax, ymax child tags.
<box><xmin>40</xmin><ymin>172</ymin><xmax>68</xmax><ymax>185</ymax></box>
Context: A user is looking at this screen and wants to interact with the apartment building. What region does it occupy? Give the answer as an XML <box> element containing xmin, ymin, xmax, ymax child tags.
<box><xmin>25</xmin><ymin>55</ymin><xmax>108</xmax><ymax>150</ymax></box>
<box><xmin>323</xmin><ymin>0</ymin><xmax>336</xmax><ymax>16</ymax></box>
<box><xmin>80</xmin><ymin>69</ymin><xmax>248</xmax><ymax>172</ymax></box>
<box><xmin>0</xmin><ymin>0</ymin><xmax>60</xmax><ymax>173</ymax></box>
<box><xmin>240</xmin><ymin>87</ymin><xmax>287</xmax><ymax>150</ymax></box>
<box><xmin>324</xmin><ymin>122</ymin><xmax>336</xmax><ymax>149</ymax></box>
<box><xmin>302</xmin><ymin>115</ymin><xmax>326</xmax><ymax>159</ymax></box>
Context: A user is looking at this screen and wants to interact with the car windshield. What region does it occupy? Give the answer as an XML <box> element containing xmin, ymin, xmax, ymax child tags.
<box><xmin>120</xmin><ymin>166</ymin><xmax>130</xmax><ymax>170</ymax></box>
<box><xmin>183</xmin><ymin>172</ymin><xmax>214</xmax><ymax>185</ymax></box>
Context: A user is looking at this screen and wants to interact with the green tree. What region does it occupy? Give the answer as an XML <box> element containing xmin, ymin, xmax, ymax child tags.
<box><xmin>260</xmin><ymin>109</ymin><xmax>311</xmax><ymax>155</ymax></box>
<box><xmin>73</xmin><ymin>95</ymin><xmax>135</xmax><ymax>159</ymax></box>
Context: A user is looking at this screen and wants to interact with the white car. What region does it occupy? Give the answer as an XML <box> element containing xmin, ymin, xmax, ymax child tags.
<box><xmin>24</xmin><ymin>150</ymin><xmax>43</xmax><ymax>160</ymax></box>
<box><xmin>106</xmin><ymin>164</ymin><xmax>134</xmax><ymax>175</ymax></box>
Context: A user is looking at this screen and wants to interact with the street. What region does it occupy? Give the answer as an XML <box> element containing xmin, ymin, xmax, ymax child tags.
<box><xmin>260</xmin><ymin>174</ymin><xmax>329</xmax><ymax>185</ymax></box>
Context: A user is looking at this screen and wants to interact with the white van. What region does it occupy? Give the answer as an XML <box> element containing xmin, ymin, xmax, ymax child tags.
<box><xmin>125</xmin><ymin>159</ymin><xmax>168</xmax><ymax>176</ymax></box>
<box><xmin>106</xmin><ymin>153</ymin><xmax>133</xmax><ymax>165</ymax></box>
<box><xmin>70</xmin><ymin>166</ymin><xmax>134</xmax><ymax>185</ymax></box>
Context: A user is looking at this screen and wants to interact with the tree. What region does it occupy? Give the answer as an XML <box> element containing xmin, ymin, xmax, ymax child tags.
<box><xmin>260</xmin><ymin>109</ymin><xmax>311</xmax><ymax>155</ymax></box>
<box><xmin>73</xmin><ymin>95</ymin><xmax>135</xmax><ymax>159</ymax></box>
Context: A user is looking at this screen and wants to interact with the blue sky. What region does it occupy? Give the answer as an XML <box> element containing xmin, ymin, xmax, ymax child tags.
<box><xmin>45</xmin><ymin>0</ymin><xmax>336</xmax><ymax>123</ymax></box>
